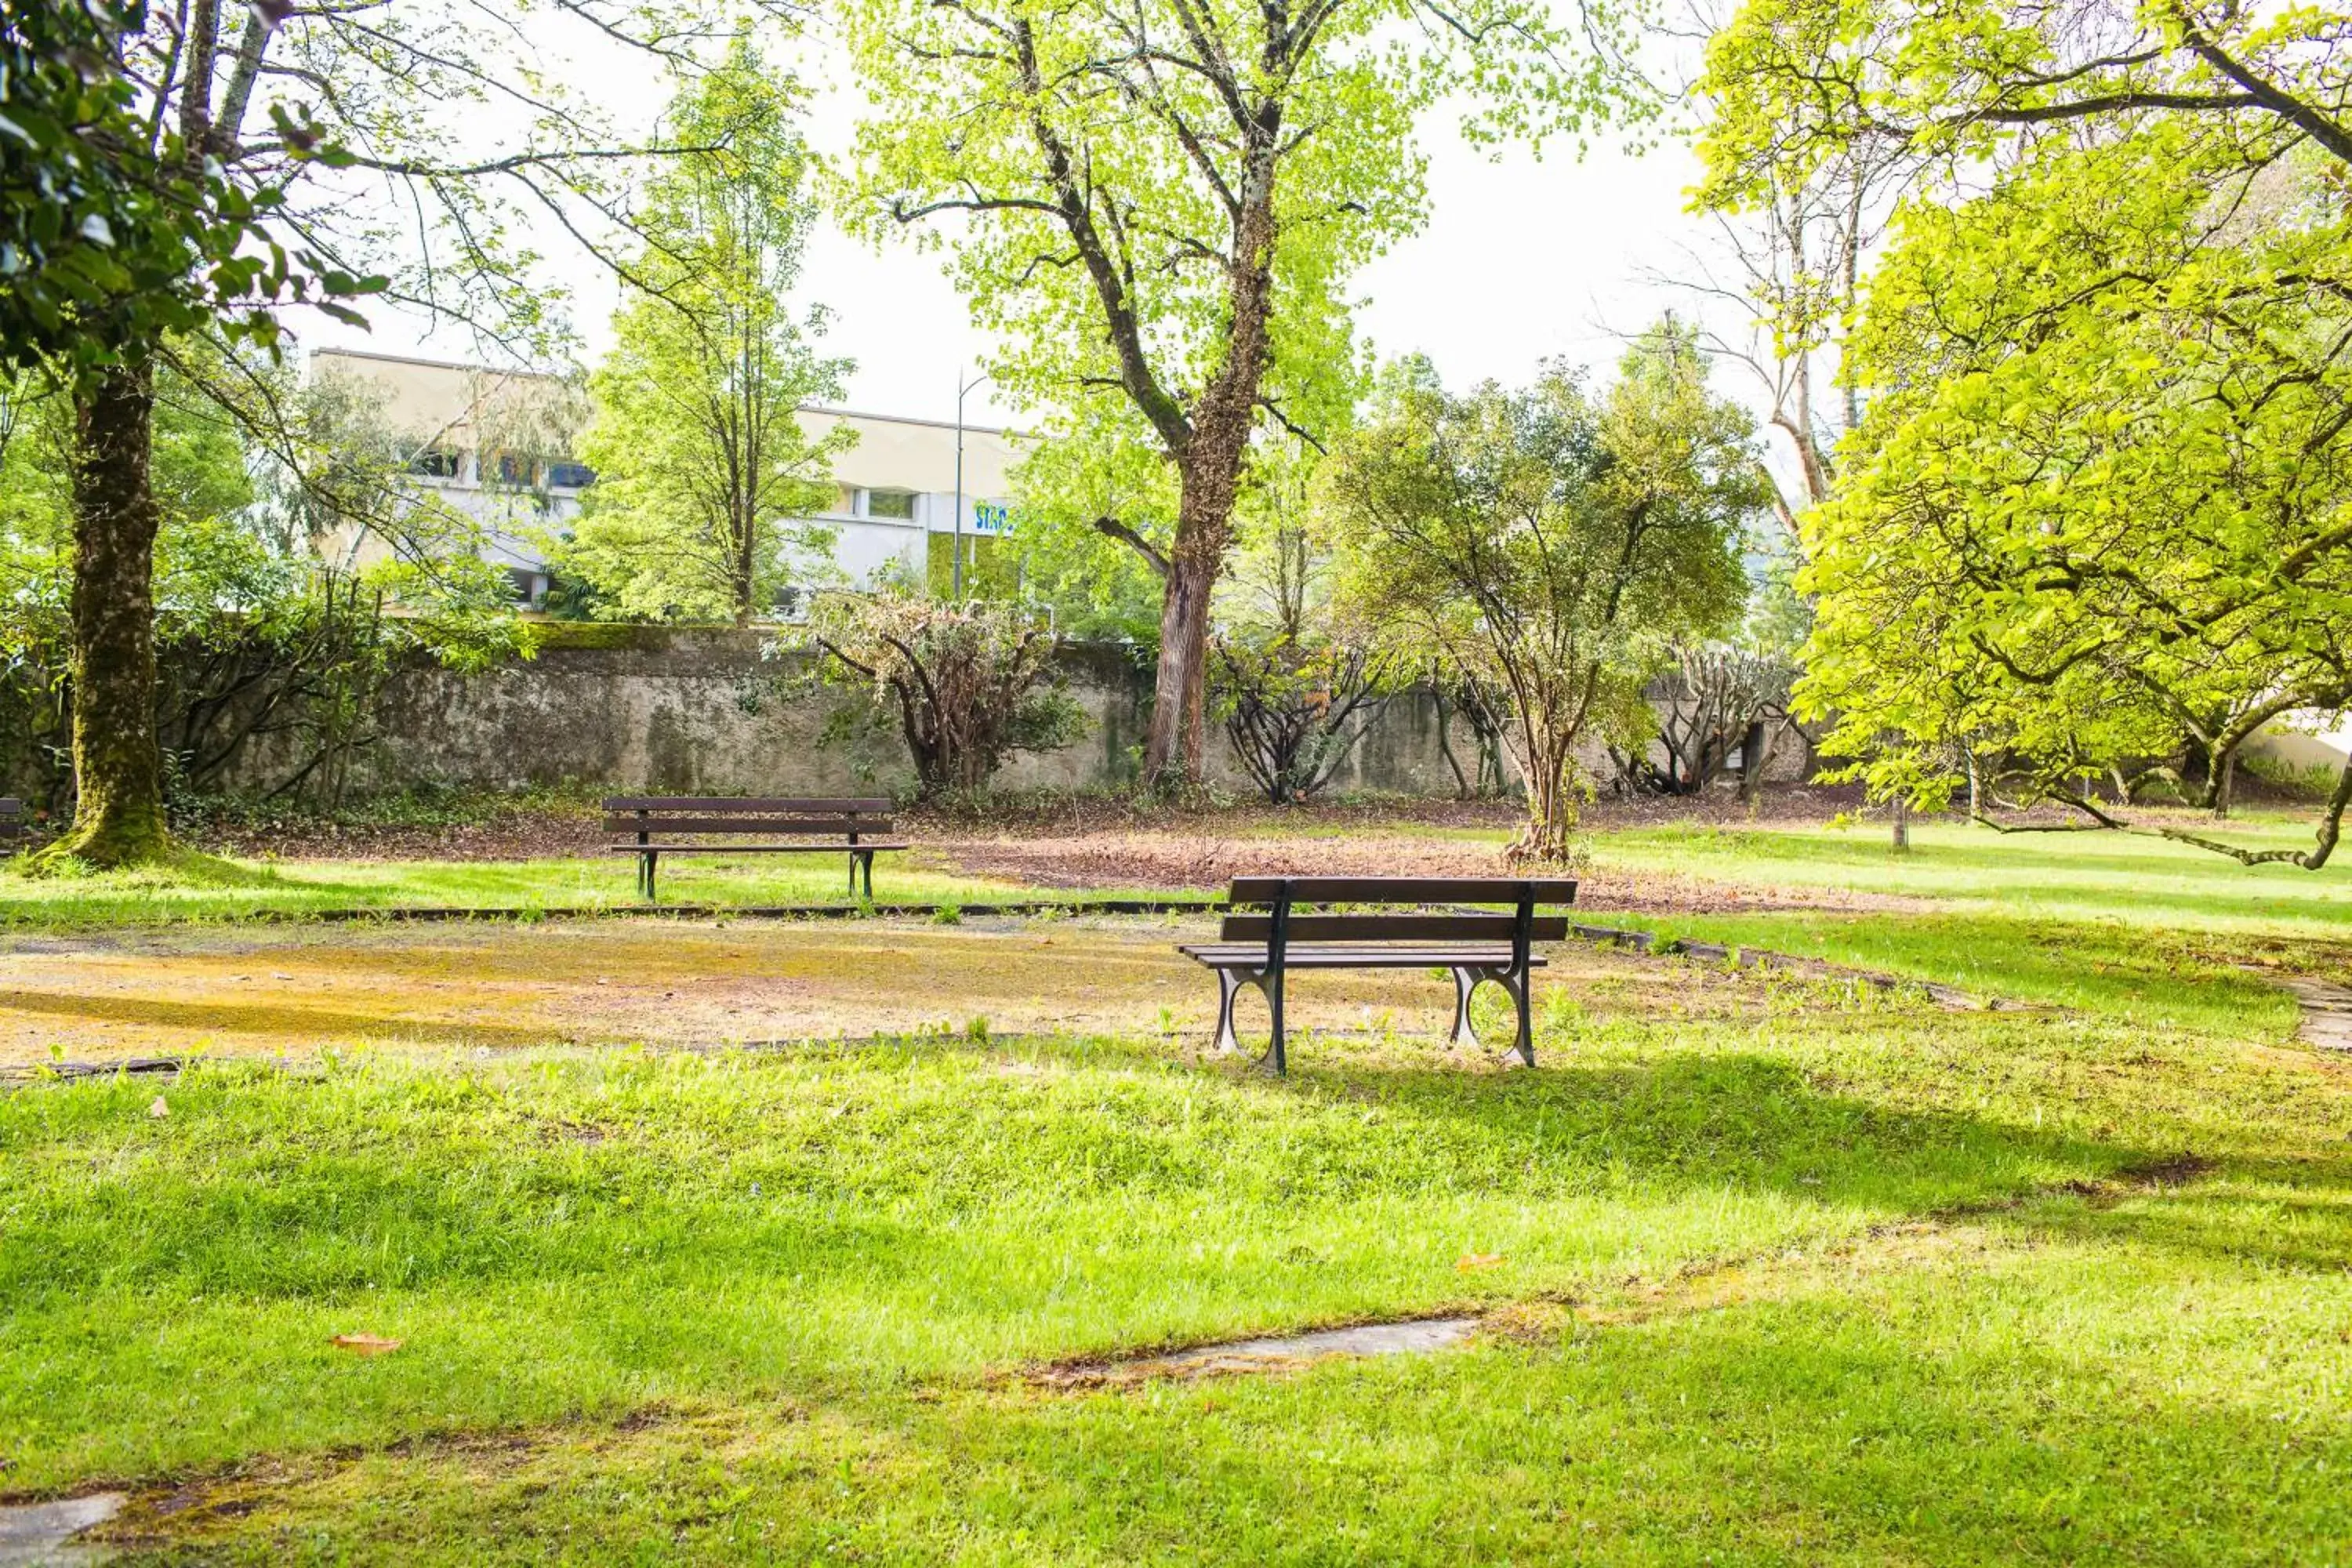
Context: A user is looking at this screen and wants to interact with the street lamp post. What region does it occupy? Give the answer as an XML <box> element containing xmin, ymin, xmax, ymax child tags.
<box><xmin>953</xmin><ymin>368</ymin><xmax>990</xmax><ymax>599</ymax></box>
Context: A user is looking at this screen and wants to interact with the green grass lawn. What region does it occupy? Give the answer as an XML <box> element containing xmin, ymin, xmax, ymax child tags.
<box><xmin>6</xmin><ymin>972</ymin><xmax>2352</xmax><ymax>1561</ymax></box>
<box><xmin>1591</xmin><ymin>814</ymin><xmax>2352</xmax><ymax>937</ymax></box>
<box><xmin>4</xmin><ymin>812</ymin><xmax>2351</xmax><ymax>1560</ymax></box>
<box><xmin>0</xmin><ymin>851</ymin><xmax>1182</xmax><ymax>930</ymax></box>
<box><xmin>1580</xmin><ymin>816</ymin><xmax>2351</xmax><ymax>1037</ymax></box>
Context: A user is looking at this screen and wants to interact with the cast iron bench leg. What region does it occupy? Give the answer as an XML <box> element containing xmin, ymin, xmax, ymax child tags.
<box><xmin>1452</xmin><ymin>965</ymin><xmax>1535</xmax><ymax>1067</ymax></box>
<box><xmin>1212</xmin><ymin>965</ymin><xmax>1277</xmax><ymax>1060</ymax></box>
<box><xmin>1501</xmin><ymin>963</ymin><xmax>1534</xmax><ymax>1069</ymax></box>
<box><xmin>639</xmin><ymin>850</ymin><xmax>661</xmax><ymax>902</ymax></box>
<box><xmin>1450</xmin><ymin>966</ymin><xmax>1483</xmax><ymax>1049</ymax></box>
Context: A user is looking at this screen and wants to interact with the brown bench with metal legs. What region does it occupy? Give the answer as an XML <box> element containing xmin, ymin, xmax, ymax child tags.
<box><xmin>604</xmin><ymin>797</ymin><xmax>905</xmax><ymax>901</ymax></box>
<box><xmin>1178</xmin><ymin>876</ymin><xmax>1578</xmax><ymax>1075</ymax></box>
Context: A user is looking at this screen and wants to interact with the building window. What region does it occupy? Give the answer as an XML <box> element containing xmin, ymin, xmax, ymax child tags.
<box><xmin>488</xmin><ymin>452</ymin><xmax>535</xmax><ymax>487</ymax></box>
<box><xmin>865</xmin><ymin>488</ymin><xmax>917</xmax><ymax>521</ymax></box>
<box><xmin>545</xmin><ymin>461</ymin><xmax>596</xmax><ymax>489</ymax></box>
<box><xmin>408</xmin><ymin>448</ymin><xmax>463</xmax><ymax>480</ymax></box>
<box><xmin>833</xmin><ymin>484</ymin><xmax>858</xmax><ymax>516</ymax></box>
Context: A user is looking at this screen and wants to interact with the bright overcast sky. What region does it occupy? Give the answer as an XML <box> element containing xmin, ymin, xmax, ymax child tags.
<box><xmin>301</xmin><ymin>24</ymin><xmax>1722</xmax><ymax>433</ymax></box>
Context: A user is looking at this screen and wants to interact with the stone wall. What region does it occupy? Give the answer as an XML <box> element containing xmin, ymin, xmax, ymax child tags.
<box><xmin>217</xmin><ymin>626</ymin><xmax>1806</xmax><ymax>799</ymax></box>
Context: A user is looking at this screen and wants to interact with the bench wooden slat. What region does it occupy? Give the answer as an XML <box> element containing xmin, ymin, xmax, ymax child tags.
<box><xmin>603</xmin><ymin>841</ymin><xmax>909</xmax><ymax>855</ymax></box>
<box><xmin>1179</xmin><ymin>944</ymin><xmax>1550</xmax><ymax>969</ymax></box>
<box><xmin>604</xmin><ymin>796</ymin><xmax>893</xmax><ymax>814</ymax></box>
<box><xmin>603</xmin><ymin>816</ymin><xmax>893</xmax><ymax>835</ymax></box>
<box><xmin>1226</xmin><ymin>876</ymin><xmax>1578</xmax><ymax>906</ymax></box>
<box><xmin>1219</xmin><ymin>913</ymin><xmax>1569</xmax><ymax>943</ymax></box>
<box><xmin>601</xmin><ymin>794</ymin><xmax>904</xmax><ymax>902</ymax></box>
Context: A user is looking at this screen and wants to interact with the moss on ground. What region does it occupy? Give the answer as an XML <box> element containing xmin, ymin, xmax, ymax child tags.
<box><xmin>0</xmin><ymin>916</ymin><xmax>1842</xmax><ymax>1066</ymax></box>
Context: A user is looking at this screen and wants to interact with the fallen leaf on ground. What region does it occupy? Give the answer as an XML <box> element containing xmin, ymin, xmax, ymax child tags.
<box><xmin>330</xmin><ymin>1334</ymin><xmax>403</xmax><ymax>1356</ymax></box>
<box><xmin>1456</xmin><ymin>1253</ymin><xmax>1508</xmax><ymax>1272</ymax></box>
<box><xmin>147</xmin><ymin>1096</ymin><xmax>169</xmax><ymax>1120</ymax></box>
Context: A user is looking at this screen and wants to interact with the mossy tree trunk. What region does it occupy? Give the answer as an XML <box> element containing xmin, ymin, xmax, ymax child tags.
<box><xmin>46</xmin><ymin>359</ymin><xmax>174</xmax><ymax>867</ymax></box>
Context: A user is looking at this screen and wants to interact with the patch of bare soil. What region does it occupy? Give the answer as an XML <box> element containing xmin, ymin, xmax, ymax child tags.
<box><xmin>176</xmin><ymin>783</ymin><xmax>1882</xmax><ymax>863</ymax></box>
<box><xmin>0</xmin><ymin>915</ymin><xmax>1829</xmax><ymax>1068</ymax></box>
<box><xmin>913</xmin><ymin>782</ymin><xmax>1879</xmax><ymax>837</ymax></box>
<box><xmin>933</xmin><ymin>831</ymin><xmax>1920</xmax><ymax>915</ymax></box>
<box><xmin>192</xmin><ymin>809</ymin><xmax>605</xmax><ymax>862</ymax></box>
<box><xmin>1025</xmin><ymin>1316</ymin><xmax>1483</xmax><ymax>1391</ymax></box>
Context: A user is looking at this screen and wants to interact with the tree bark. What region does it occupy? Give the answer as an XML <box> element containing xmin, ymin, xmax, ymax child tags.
<box><xmin>1142</xmin><ymin>487</ymin><xmax>1232</xmax><ymax>786</ymax></box>
<box><xmin>1506</xmin><ymin>716</ymin><xmax>1581</xmax><ymax>866</ymax></box>
<box><xmin>1737</xmin><ymin>718</ymin><xmax>1772</xmax><ymax>804</ymax></box>
<box><xmin>1137</xmin><ymin>167</ymin><xmax>1277</xmax><ymax>789</ymax></box>
<box><xmin>1134</xmin><ymin>423</ymin><xmax>1251</xmax><ymax>789</ymax></box>
<box><xmin>51</xmin><ymin>361</ymin><xmax>173</xmax><ymax>866</ymax></box>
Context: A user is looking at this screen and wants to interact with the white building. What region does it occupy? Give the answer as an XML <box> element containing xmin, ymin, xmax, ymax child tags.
<box><xmin>800</xmin><ymin>405</ymin><xmax>1019</xmax><ymax>591</ymax></box>
<box><xmin>307</xmin><ymin>349</ymin><xmax>592</xmax><ymax>605</ymax></box>
<box><xmin>307</xmin><ymin>349</ymin><xmax>1020</xmax><ymax>609</ymax></box>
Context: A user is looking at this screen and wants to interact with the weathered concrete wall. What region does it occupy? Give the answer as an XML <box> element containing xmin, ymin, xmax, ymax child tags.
<box><xmin>220</xmin><ymin>630</ymin><xmax>1806</xmax><ymax>799</ymax></box>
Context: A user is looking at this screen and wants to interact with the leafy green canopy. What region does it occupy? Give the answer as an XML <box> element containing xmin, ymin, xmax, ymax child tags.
<box><xmin>996</xmin><ymin>403</ymin><xmax>1178</xmax><ymax>643</ymax></box>
<box><xmin>840</xmin><ymin>0</ymin><xmax>1651</xmax><ymax>780</ymax></box>
<box><xmin>1702</xmin><ymin>0</ymin><xmax>2352</xmax><ymax>866</ymax></box>
<box><xmin>0</xmin><ymin>0</ymin><xmax>369</xmax><ymax>379</ymax></box>
<box><xmin>1802</xmin><ymin>129</ymin><xmax>2352</xmax><ymax>814</ymax></box>
<box><xmin>557</xmin><ymin>42</ymin><xmax>851</xmax><ymax>626</ymax></box>
<box><xmin>844</xmin><ymin>0</ymin><xmax>1556</xmax><ymax>430</ymax></box>
<box><xmin>1324</xmin><ymin>334</ymin><xmax>1761</xmax><ymax>860</ymax></box>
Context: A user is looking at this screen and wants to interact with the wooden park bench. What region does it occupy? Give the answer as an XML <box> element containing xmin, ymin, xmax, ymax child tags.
<box><xmin>604</xmin><ymin>797</ymin><xmax>904</xmax><ymax>902</ymax></box>
<box><xmin>1178</xmin><ymin>876</ymin><xmax>1578</xmax><ymax>1075</ymax></box>
<box><xmin>0</xmin><ymin>798</ymin><xmax>23</xmax><ymax>852</ymax></box>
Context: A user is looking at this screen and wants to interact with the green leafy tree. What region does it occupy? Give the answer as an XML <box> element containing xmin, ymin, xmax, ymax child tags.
<box><xmin>1324</xmin><ymin>338</ymin><xmax>1762</xmax><ymax>862</ymax></box>
<box><xmin>2</xmin><ymin>359</ymin><xmax>254</xmax><ymax>804</ymax></box>
<box><xmin>1213</xmin><ymin>517</ymin><xmax>1394</xmax><ymax>804</ymax></box>
<box><xmin>995</xmin><ymin>402</ymin><xmax>1176</xmax><ymax>643</ymax></box>
<box><xmin>1703</xmin><ymin>0</ymin><xmax>2352</xmax><ymax>866</ymax></box>
<box><xmin>14</xmin><ymin>0</ymin><xmax>737</xmax><ymax>868</ymax></box>
<box><xmin>557</xmin><ymin>45</ymin><xmax>853</xmax><ymax>626</ymax></box>
<box><xmin>1</xmin><ymin>355</ymin><xmax>521</xmax><ymax>815</ymax></box>
<box><xmin>2</xmin><ymin>0</ymin><xmax>372</xmax><ymax>868</ymax></box>
<box><xmin>841</xmin><ymin>0</ymin><xmax>1647</xmax><ymax>789</ymax></box>
<box><xmin>1796</xmin><ymin>125</ymin><xmax>2352</xmax><ymax>864</ymax></box>
<box><xmin>0</xmin><ymin>0</ymin><xmax>346</xmax><ymax>373</ymax></box>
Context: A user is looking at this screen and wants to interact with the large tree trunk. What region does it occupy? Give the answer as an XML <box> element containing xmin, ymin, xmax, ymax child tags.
<box><xmin>52</xmin><ymin>361</ymin><xmax>173</xmax><ymax>866</ymax></box>
<box><xmin>1138</xmin><ymin>179</ymin><xmax>1276</xmax><ymax>789</ymax></box>
<box><xmin>1139</xmin><ymin>397</ymin><xmax>1256</xmax><ymax>789</ymax></box>
<box><xmin>1738</xmin><ymin>718</ymin><xmax>1773</xmax><ymax>804</ymax></box>
<box><xmin>1143</xmin><ymin>536</ymin><xmax>1220</xmax><ymax>787</ymax></box>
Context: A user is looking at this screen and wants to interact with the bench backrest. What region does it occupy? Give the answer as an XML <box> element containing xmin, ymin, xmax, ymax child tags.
<box><xmin>0</xmin><ymin>798</ymin><xmax>20</xmax><ymax>841</ymax></box>
<box><xmin>604</xmin><ymin>797</ymin><xmax>894</xmax><ymax>840</ymax></box>
<box><xmin>1219</xmin><ymin>876</ymin><xmax>1577</xmax><ymax>947</ymax></box>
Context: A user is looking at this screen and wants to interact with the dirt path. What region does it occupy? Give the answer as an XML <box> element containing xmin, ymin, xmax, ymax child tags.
<box><xmin>0</xmin><ymin>914</ymin><xmax>1833</xmax><ymax>1069</ymax></box>
<box><xmin>931</xmin><ymin>831</ymin><xmax>1923</xmax><ymax>916</ymax></box>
